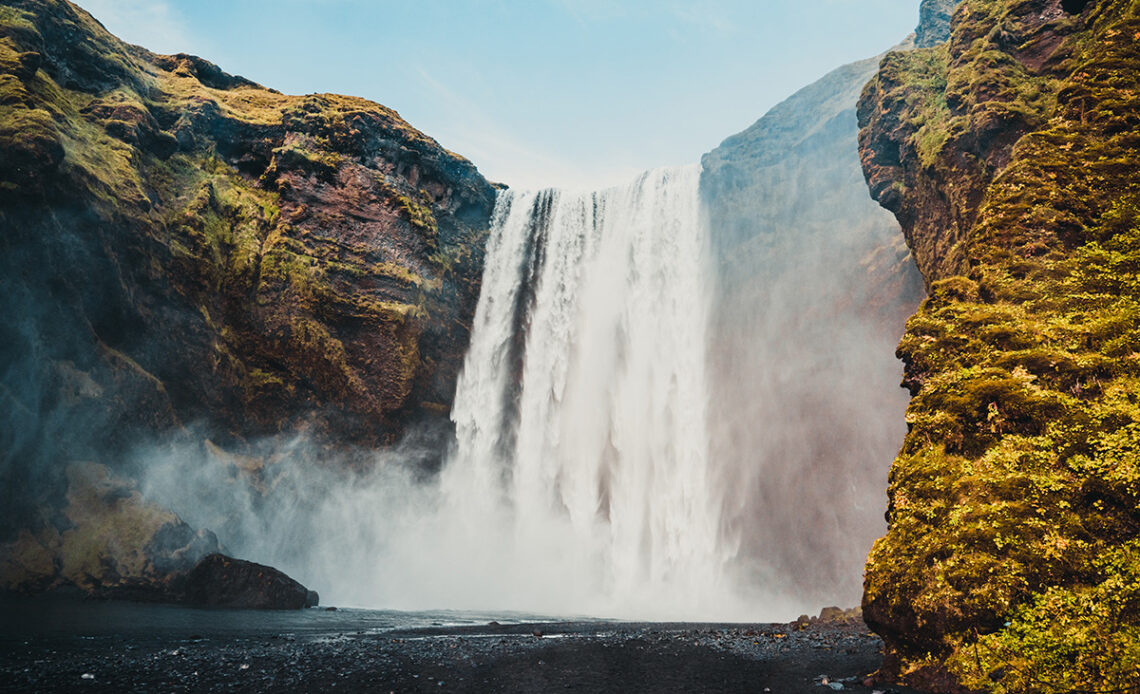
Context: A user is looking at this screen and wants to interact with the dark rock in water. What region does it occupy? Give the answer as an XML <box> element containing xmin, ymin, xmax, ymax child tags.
<box><xmin>183</xmin><ymin>554</ymin><xmax>318</xmax><ymax>609</ymax></box>
<box><xmin>0</xmin><ymin>463</ymin><xmax>219</xmax><ymax>601</ymax></box>
<box><xmin>816</xmin><ymin>606</ymin><xmax>863</xmax><ymax>625</ymax></box>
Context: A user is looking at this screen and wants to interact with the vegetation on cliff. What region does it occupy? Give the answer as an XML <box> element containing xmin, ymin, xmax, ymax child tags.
<box><xmin>859</xmin><ymin>0</ymin><xmax>1140</xmax><ymax>690</ymax></box>
<box><xmin>0</xmin><ymin>0</ymin><xmax>495</xmax><ymax>597</ymax></box>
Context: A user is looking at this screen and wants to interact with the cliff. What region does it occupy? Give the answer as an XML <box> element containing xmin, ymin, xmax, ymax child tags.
<box><xmin>916</xmin><ymin>0</ymin><xmax>960</xmax><ymax>48</ymax></box>
<box><xmin>700</xmin><ymin>54</ymin><xmax>923</xmax><ymax>608</ymax></box>
<box><xmin>858</xmin><ymin>0</ymin><xmax>1140</xmax><ymax>689</ymax></box>
<box><xmin>0</xmin><ymin>0</ymin><xmax>495</xmax><ymax>598</ymax></box>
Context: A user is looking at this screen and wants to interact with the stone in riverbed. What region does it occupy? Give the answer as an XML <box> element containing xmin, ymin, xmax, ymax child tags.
<box><xmin>818</xmin><ymin>606</ymin><xmax>845</xmax><ymax>622</ymax></box>
<box><xmin>182</xmin><ymin>554</ymin><xmax>318</xmax><ymax>609</ymax></box>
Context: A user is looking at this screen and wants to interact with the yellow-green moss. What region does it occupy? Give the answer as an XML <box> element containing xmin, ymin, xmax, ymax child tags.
<box><xmin>863</xmin><ymin>0</ymin><xmax>1140</xmax><ymax>689</ymax></box>
<box><xmin>396</xmin><ymin>190</ymin><xmax>438</xmax><ymax>236</ymax></box>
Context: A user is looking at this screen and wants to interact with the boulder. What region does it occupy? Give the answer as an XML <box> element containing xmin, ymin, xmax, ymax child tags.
<box><xmin>818</xmin><ymin>606</ymin><xmax>845</xmax><ymax>622</ymax></box>
<box><xmin>183</xmin><ymin>554</ymin><xmax>318</xmax><ymax>609</ymax></box>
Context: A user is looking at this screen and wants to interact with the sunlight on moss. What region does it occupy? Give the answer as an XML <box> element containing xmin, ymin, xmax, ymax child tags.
<box><xmin>862</xmin><ymin>0</ymin><xmax>1140</xmax><ymax>688</ymax></box>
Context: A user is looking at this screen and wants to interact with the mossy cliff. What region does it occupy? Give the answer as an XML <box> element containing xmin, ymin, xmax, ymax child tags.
<box><xmin>859</xmin><ymin>0</ymin><xmax>1140</xmax><ymax>689</ymax></box>
<box><xmin>0</xmin><ymin>0</ymin><xmax>495</xmax><ymax>596</ymax></box>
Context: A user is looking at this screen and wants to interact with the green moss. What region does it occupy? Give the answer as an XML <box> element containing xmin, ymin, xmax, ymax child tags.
<box><xmin>863</xmin><ymin>0</ymin><xmax>1140</xmax><ymax>687</ymax></box>
<box><xmin>950</xmin><ymin>540</ymin><xmax>1140</xmax><ymax>693</ymax></box>
<box><xmin>0</xmin><ymin>6</ymin><xmax>36</xmax><ymax>27</ymax></box>
<box><xmin>241</xmin><ymin>367</ymin><xmax>289</xmax><ymax>403</ymax></box>
<box><xmin>396</xmin><ymin>190</ymin><xmax>438</xmax><ymax>237</ymax></box>
<box><xmin>270</xmin><ymin>142</ymin><xmax>341</xmax><ymax>179</ymax></box>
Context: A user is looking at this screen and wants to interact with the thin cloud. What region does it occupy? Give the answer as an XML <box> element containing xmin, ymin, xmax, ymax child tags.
<box><xmin>412</xmin><ymin>66</ymin><xmax>634</xmax><ymax>190</ymax></box>
<box><xmin>667</xmin><ymin>0</ymin><xmax>738</xmax><ymax>35</ymax></box>
<box><xmin>79</xmin><ymin>0</ymin><xmax>194</xmax><ymax>54</ymax></box>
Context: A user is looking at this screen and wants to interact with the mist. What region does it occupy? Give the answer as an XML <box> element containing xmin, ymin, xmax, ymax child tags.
<box><xmin>130</xmin><ymin>118</ymin><xmax>921</xmax><ymax>620</ymax></box>
<box><xmin>702</xmin><ymin>56</ymin><xmax>924</xmax><ymax>608</ymax></box>
<box><xmin>138</xmin><ymin>166</ymin><xmax>785</xmax><ymax>621</ymax></box>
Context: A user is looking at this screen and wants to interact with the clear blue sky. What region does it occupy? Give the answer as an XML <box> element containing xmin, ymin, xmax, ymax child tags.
<box><xmin>80</xmin><ymin>0</ymin><xmax>919</xmax><ymax>189</ymax></box>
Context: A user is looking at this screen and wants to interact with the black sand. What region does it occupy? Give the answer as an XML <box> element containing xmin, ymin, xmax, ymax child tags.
<box><xmin>0</xmin><ymin>600</ymin><xmax>928</xmax><ymax>693</ymax></box>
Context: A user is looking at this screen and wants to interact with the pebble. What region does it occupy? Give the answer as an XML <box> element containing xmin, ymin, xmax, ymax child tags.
<box><xmin>4</xmin><ymin>618</ymin><xmax>889</xmax><ymax>692</ymax></box>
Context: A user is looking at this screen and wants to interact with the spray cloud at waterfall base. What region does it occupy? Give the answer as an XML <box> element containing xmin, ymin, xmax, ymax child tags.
<box><xmin>139</xmin><ymin>163</ymin><xmax>889</xmax><ymax>622</ymax></box>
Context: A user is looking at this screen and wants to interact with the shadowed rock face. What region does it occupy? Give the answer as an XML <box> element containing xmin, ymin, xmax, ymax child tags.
<box><xmin>696</xmin><ymin>1</ymin><xmax>973</xmax><ymax>613</ymax></box>
<box><xmin>700</xmin><ymin>55</ymin><xmax>924</xmax><ymax>610</ymax></box>
<box><xmin>0</xmin><ymin>463</ymin><xmax>220</xmax><ymax>600</ymax></box>
<box><xmin>859</xmin><ymin>0</ymin><xmax>1140</xmax><ymax>690</ymax></box>
<box><xmin>1</xmin><ymin>0</ymin><xmax>494</xmax><ymax>599</ymax></box>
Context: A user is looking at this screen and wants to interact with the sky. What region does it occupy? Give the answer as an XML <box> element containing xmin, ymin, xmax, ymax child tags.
<box><xmin>78</xmin><ymin>0</ymin><xmax>919</xmax><ymax>190</ymax></box>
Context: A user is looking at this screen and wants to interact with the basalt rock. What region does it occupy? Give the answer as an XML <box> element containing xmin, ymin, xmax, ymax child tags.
<box><xmin>183</xmin><ymin>554</ymin><xmax>318</xmax><ymax>610</ymax></box>
<box><xmin>1</xmin><ymin>0</ymin><xmax>496</xmax><ymax>452</ymax></box>
<box><xmin>0</xmin><ymin>465</ymin><xmax>316</xmax><ymax>609</ymax></box>
<box><xmin>0</xmin><ymin>0</ymin><xmax>495</xmax><ymax>600</ymax></box>
<box><xmin>915</xmin><ymin>0</ymin><xmax>961</xmax><ymax>48</ymax></box>
<box><xmin>858</xmin><ymin>0</ymin><xmax>1140</xmax><ymax>690</ymax></box>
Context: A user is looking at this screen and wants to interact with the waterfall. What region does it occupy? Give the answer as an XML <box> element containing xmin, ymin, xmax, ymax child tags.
<box><xmin>394</xmin><ymin>165</ymin><xmax>743</xmax><ymax>618</ymax></box>
<box><xmin>139</xmin><ymin>165</ymin><xmax>802</xmax><ymax>619</ymax></box>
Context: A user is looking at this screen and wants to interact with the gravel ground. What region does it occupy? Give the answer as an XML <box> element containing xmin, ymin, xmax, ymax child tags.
<box><xmin>0</xmin><ymin>603</ymin><xmax>929</xmax><ymax>693</ymax></box>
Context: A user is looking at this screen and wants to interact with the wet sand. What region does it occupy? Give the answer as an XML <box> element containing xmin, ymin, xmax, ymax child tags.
<box><xmin>0</xmin><ymin>600</ymin><xmax>927</xmax><ymax>693</ymax></box>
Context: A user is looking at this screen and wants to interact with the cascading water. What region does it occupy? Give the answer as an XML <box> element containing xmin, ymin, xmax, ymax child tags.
<box><xmin>383</xmin><ymin>165</ymin><xmax>743</xmax><ymax>618</ymax></box>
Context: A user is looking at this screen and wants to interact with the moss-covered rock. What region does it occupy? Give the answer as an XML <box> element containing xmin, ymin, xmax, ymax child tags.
<box><xmin>859</xmin><ymin>0</ymin><xmax>1140</xmax><ymax>690</ymax></box>
<box><xmin>1</xmin><ymin>0</ymin><xmax>496</xmax><ymax>596</ymax></box>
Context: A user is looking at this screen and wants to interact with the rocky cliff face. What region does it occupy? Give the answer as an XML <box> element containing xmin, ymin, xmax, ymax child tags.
<box><xmin>859</xmin><ymin>0</ymin><xmax>1140</xmax><ymax>689</ymax></box>
<box><xmin>700</xmin><ymin>54</ymin><xmax>924</xmax><ymax>609</ymax></box>
<box><xmin>0</xmin><ymin>0</ymin><xmax>495</xmax><ymax>598</ymax></box>
<box><xmin>915</xmin><ymin>0</ymin><xmax>961</xmax><ymax>47</ymax></box>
